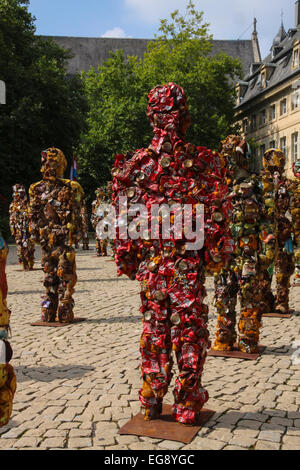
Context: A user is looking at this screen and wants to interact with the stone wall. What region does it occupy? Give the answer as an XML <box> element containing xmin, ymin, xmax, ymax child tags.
<box><xmin>41</xmin><ymin>36</ymin><xmax>254</xmax><ymax>76</ymax></box>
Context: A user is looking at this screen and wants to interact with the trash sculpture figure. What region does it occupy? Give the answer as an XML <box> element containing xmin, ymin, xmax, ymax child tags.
<box><xmin>91</xmin><ymin>188</ymin><xmax>108</xmax><ymax>257</ymax></box>
<box><xmin>289</xmin><ymin>159</ymin><xmax>300</xmax><ymax>286</ymax></box>
<box><xmin>111</xmin><ymin>83</ymin><xmax>232</xmax><ymax>424</ymax></box>
<box><xmin>29</xmin><ymin>148</ymin><xmax>84</xmax><ymax>323</ymax></box>
<box><xmin>261</xmin><ymin>149</ymin><xmax>295</xmax><ymax>314</ymax></box>
<box><xmin>212</xmin><ymin>135</ymin><xmax>267</xmax><ymax>354</ymax></box>
<box><xmin>9</xmin><ymin>184</ymin><xmax>35</xmax><ymax>270</ymax></box>
<box><xmin>80</xmin><ymin>201</ymin><xmax>89</xmax><ymax>250</ymax></box>
<box><xmin>0</xmin><ymin>232</ymin><xmax>16</xmax><ymax>427</ymax></box>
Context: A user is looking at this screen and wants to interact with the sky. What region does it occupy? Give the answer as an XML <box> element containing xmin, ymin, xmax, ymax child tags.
<box><xmin>28</xmin><ymin>0</ymin><xmax>296</xmax><ymax>59</ymax></box>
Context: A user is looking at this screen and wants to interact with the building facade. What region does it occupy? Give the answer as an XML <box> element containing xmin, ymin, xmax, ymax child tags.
<box><xmin>235</xmin><ymin>1</ymin><xmax>300</xmax><ymax>178</ymax></box>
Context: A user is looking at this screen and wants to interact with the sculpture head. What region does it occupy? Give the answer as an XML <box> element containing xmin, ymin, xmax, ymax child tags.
<box><xmin>147</xmin><ymin>83</ymin><xmax>190</xmax><ymax>136</ymax></box>
<box><xmin>263</xmin><ymin>148</ymin><xmax>286</xmax><ymax>175</ymax></box>
<box><xmin>41</xmin><ymin>147</ymin><xmax>67</xmax><ymax>180</ymax></box>
<box><xmin>95</xmin><ymin>187</ymin><xmax>106</xmax><ymax>201</ymax></box>
<box><xmin>293</xmin><ymin>159</ymin><xmax>300</xmax><ymax>179</ymax></box>
<box><xmin>12</xmin><ymin>184</ymin><xmax>26</xmax><ymax>201</ymax></box>
<box><xmin>219</xmin><ymin>135</ymin><xmax>251</xmax><ymax>184</ymax></box>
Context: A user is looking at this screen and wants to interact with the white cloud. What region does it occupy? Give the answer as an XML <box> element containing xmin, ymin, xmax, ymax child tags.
<box><xmin>124</xmin><ymin>0</ymin><xmax>296</xmax><ymax>58</ymax></box>
<box><xmin>101</xmin><ymin>26</ymin><xmax>130</xmax><ymax>38</ymax></box>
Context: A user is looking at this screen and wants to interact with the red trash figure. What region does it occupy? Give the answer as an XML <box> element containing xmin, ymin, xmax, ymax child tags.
<box><xmin>111</xmin><ymin>83</ymin><xmax>232</xmax><ymax>424</ymax></box>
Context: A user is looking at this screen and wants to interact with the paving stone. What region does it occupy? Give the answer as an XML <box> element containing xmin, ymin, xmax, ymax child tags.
<box><xmin>229</xmin><ymin>436</ymin><xmax>256</xmax><ymax>448</ymax></box>
<box><xmin>67</xmin><ymin>438</ymin><xmax>93</xmax><ymax>448</ymax></box>
<box><xmin>3</xmin><ymin>244</ymin><xmax>300</xmax><ymax>450</ymax></box>
<box><xmin>39</xmin><ymin>437</ymin><xmax>66</xmax><ymax>448</ymax></box>
<box><xmin>281</xmin><ymin>436</ymin><xmax>300</xmax><ymax>450</ymax></box>
<box><xmin>258</xmin><ymin>430</ymin><xmax>282</xmax><ymax>443</ymax></box>
<box><xmin>13</xmin><ymin>437</ymin><xmax>42</xmax><ymax>448</ymax></box>
<box><xmin>255</xmin><ymin>440</ymin><xmax>281</xmax><ymax>450</ymax></box>
<box><xmin>158</xmin><ymin>440</ymin><xmax>185</xmax><ymax>450</ymax></box>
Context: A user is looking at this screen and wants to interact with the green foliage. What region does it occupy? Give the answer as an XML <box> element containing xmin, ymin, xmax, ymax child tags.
<box><xmin>0</xmin><ymin>0</ymin><xmax>87</xmax><ymax>206</ymax></box>
<box><xmin>78</xmin><ymin>1</ymin><xmax>242</xmax><ymax>200</ymax></box>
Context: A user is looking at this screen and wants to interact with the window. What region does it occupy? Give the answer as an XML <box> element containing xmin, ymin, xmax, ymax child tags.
<box><xmin>251</xmin><ymin>114</ymin><xmax>257</xmax><ymax>131</ymax></box>
<box><xmin>261</xmin><ymin>71</ymin><xmax>267</xmax><ymax>88</ymax></box>
<box><xmin>292</xmin><ymin>91</ymin><xmax>299</xmax><ymax>111</ymax></box>
<box><xmin>243</xmin><ymin>119</ymin><xmax>248</xmax><ymax>134</ymax></box>
<box><xmin>269</xmin><ymin>105</ymin><xmax>276</xmax><ymax>121</ymax></box>
<box><xmin>293</xmin><ymin>46</ymin><xmax>300</xmax><ymax>69</ymax></box>
<box><xmin>280</xmin><ymin>136</ymin><xmax>287</xmax><ymax>156</ymax></box>
<box><xmin>259</xmin><ymin>144</ymin><xmax>266</xmax><ymax>169</ymax></box>
<box><xmin>292</xmin><ymin>132</ymin><xmax>298</xmax><ymax>161</ymax></box>
<box><xmin>269</xmin><ymin>140</ymin><xmax>276</xmax><ymax>149</ymax></box>
<box><xmin>280</xmin><ymin>98</ymin><xmax>287</xmax><ymax>116</ymax></box>
<box><xmin>259</xmin><ymin>110</ymin><xmax>266</xmax><ymax>126</ymax></box>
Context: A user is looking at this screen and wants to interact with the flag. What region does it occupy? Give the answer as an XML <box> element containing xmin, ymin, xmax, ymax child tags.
<box><xmin>70</xmin><ymin>155</ymin><xmax>77</xmax><ymax>181</ymax></box>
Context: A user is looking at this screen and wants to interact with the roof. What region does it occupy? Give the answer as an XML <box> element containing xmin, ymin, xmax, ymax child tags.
<box><xmin>236</xmin><ymin>26</ymin><xmax>300</xmax><ymax>108</ymax></box>
<box><xmin>40</xmin><ymin>36</ymin><xmax>255</xmax><ymax>76</ymax></box>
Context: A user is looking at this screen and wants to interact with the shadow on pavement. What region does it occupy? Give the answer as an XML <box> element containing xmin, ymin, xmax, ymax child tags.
<box><xmin>207</xmin><ymin>409</ymin><xmax>300</xmax><ymax>430</ymax></box>
<box><xmin>83</xmin><ymin>316</ymin><xmax>141</xmax><ymax>324</ymax></box>
<box><xmin>14</xmin><ymin>365</ymin><xmax>95</xmax><ymax>383</ymax></box>
<box><xmin>77</xmin><ymin>278</ymin><xmax>130</xmax><ymax>283</ymax></box>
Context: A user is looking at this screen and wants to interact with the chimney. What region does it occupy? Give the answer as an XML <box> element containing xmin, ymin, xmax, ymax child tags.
<box><xmin>296</xmin><ymin>0</ymin><xmax>300</xmax><ymax>27</ymax></box>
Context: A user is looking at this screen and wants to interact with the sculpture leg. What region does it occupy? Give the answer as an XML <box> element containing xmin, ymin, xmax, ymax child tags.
<box><xmin>169</xmin><ymin>265</ymin><xmax>210</xmax><ymax>425</ymax></box>
<box><xmin>238</xmin><ymin>261</ymin><xmax>262</xmax><ymax>354</ymax></box>
<box><xmin>28</xmin><ymin>242</ymin><xmax>35</xmax><ymax>270</ymax></box>
<box><xmin>295</xmin><ymin>247</ymin><xmax>300</xmax><ymax>286</ymax></box>
<box><xmin>212</xmin><ymin>267</ymin><xmax>238</xmax><ymax>351</ymax></box>
<box><xmin>274</xmin><ymin>251</ymin><xmax>295</xmax><ymax>314</ymax></box>
<box><xmin>96</xmin><ymin>239</ymin><xmax>101</xmax><ymax>257</ymax></box>
<box><xmin>139</xmin><ymin>296</ymin><xmax>173</xmax><ymax>419</ymax></box>
<box><xmin>16</xmin><ymin>241</ymin><xmax>23</xmax><ymax>267</ymax></box>
<box><xmin>41</xmin><ymin>248</ymin><xmax>59</xmax><ymax>322</ymax></box>
<box><xmin>258</xmin><ymin>266</ymin><xmax>275</xmax><ymax>313</ymax></box>
<box><xmin>100</xmin><ymin>240</ymin><xmax>108</xmax><ymax>257</ymax></box>
<box><xmin>57</xmin><ymin>247</ymin><xmax>76</xmax><ymax>323</ymax></box>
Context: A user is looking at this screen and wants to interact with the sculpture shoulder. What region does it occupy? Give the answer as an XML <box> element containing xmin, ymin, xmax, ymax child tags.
<box><xmin>29</xmin><ymin>180</ymin><xmax>43</xmax><ymax>198</ymax></box>
<box><xmin>60</xmin><ymin>179</ymin><xmax>84</xmax><ymax>199</ymax></box>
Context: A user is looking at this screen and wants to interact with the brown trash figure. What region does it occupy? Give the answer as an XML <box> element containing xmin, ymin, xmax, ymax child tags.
<box><xmin>261</xmin><ymin>149</ymin><xmax>295</xmax><ymax>314</ymax></box>
<box><xmin>212</xmin><ymin>135</ymin><xmax>268</xmax><ymax>354</ymax></box>
<box><xmin>289</xmin><ymin>160</ymin><xmax>300</xmax><ymax>286</ymax></box>
<box><xmin>91</xmin><ymin>188</ymin><xmax>108</xmax><ymax>257</ymax></box>
<box><xmin>9</xmin><ymin>184</ymin><xmax>35</xmax><ymax>270</ymax></box>
<box><xmin>111</xmin><ymin>83</ymin><xmax>232</xmax><ymax>424</ymax></box>
<box><xmin>80</xmin><ymin>201</ymin><xmax>90</xmax><ymax>250</ymax></box>
<box><xmin>29</xmin><ymin>148</ymin><xmax>84</xmax><ymax>323</ymax></box>
<box><xmin>0</xmin><ymin>233</ymin><xmax>17</xmax><ymax>427</ymax></box>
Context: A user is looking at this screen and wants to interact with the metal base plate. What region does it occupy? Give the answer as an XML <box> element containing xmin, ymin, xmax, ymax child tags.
<box><xmin>208</xmin><ymin>345</ymin><xmax>266</xmax><ymax>360</ymax></box>
<box><xmin>30</xmin><ymin>318</ymin><xmax>86</xmax><ymax>327</ymax></box>
<box><xmin>263</xmin><ymin>310</ymin><xmax>293</xmax><ymax>318</ymax></box>
<box><xmin>118</xmin><ymin>404</ymin><xmax>215</xmax><ymax>444</ymax></box>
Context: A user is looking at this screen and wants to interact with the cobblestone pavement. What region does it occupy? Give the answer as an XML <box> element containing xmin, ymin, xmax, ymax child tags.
<box><xmin>0</xmin><ymin>243</ymin><xmax>299</xmax><ymax>451</ymax></box>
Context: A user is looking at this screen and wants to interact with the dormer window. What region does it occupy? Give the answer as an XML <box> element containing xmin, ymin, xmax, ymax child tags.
<box><xmin>261</xmin><ymin>71</ymin><xmax>267</xmax><ymax>88</ymax></box>
<box><xmin>292</xmin><ymin>41</ymin><xmax>300</xmax><ymax>69</ymax></box>
<box><xmin>235</xmin><ymin>81</ymin><xmax>248</xmax><ymax>105</ymax></box>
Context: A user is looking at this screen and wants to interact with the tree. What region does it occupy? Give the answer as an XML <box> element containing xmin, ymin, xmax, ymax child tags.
<box><xmin>78</xmin><ymin>1</ymin><xmax>242</xmax><ymax>200</ymax></box>
<box><xmin>0</xmin><ymin>0</ymin><xmax>87</xmax><ymax>234</ymax></box>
